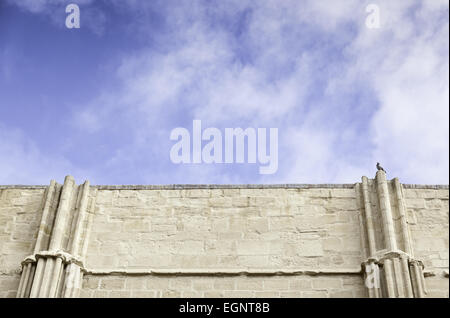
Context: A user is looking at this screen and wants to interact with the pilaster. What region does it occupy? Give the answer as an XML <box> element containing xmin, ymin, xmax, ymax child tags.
<box><xmin>357</xmin><ymin>171</ymin><xmax>426</xmax><ymax>298</ymax></box>
<box><xmin>16</xmin><ymin>176</ymin><xmax>96</xmax><ymax>298</ymax></box>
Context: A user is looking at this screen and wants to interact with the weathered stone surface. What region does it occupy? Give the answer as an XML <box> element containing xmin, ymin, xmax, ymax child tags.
<box><xmin>0</xmin><ymin>181</ymin><xmax>447</xmax><ymax>298</ymax></box>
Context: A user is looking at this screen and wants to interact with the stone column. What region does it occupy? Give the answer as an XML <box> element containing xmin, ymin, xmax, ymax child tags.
<box><xmin>16</xmin><ymin>176</ymin><xmax>95</xmax><ymax>298</ymax></box>
<box><xmin>375</xmin><ymin>171</ymin><xmax>397</xmax><ymax>251</ymax></box>
<box><xmin>358</xmin><ymin>172</ymin><xmax>426</xmax><ymax>298</ymax></box>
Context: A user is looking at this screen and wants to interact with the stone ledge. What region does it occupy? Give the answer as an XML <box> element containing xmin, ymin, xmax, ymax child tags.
<box><xmin>83</xmin><ymin>268</ymin><xmax>362</xmax><ymax>276</ymax></box>
<box><xmin>0</xmin><ymin>185</ymin><xmax>48</xmax><ymax>189</ymax></box>
<box><xmin>402</xmin><ymin>184</ymin><xmax>449</xmax><ymax>189</ymax></box>
<box><xmin>92</xmin><ymin>184</ymin><xmax>358</xmax><ymax>190</ymax></box>
<box><xmin>1</xmin><ymin>184</ymin><xmax>448</xmax><ymax>190</ymax></box>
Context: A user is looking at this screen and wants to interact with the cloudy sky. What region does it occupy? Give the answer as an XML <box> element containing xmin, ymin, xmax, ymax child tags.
<box><xmin>0</xmin><ymin>0</ymin><xmax>448</xmax><ymax>185</ymax></box>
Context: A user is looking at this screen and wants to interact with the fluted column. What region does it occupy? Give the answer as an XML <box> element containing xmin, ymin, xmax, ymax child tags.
<box><xmin>358</xmin><ymin>172</ymin><xmax>427</xmax><ymax>298</ymax></box>
<box><xmin>62</xmin><ymin>180</ymin><xmax>91</xmax><ymax>298</ymax></box>
<box><xmin>375</xmin><ymin>171</ymin><xmax>397</xmax><ymax>251</ymax></box>
<box><xmin>16</xmin><ymin>176</ymin><xmax>94</xmax><ymax>298</ymax></box>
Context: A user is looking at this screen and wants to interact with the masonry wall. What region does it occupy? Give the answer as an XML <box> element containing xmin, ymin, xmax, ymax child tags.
<box><xmin>0</xmin><ymin>188</ymin><xmax>45</xmax><ymax>298</ymax></box>
<box><xmin>82</xmin><ymin>187</ymin><xmax>366</xmax><ymax>298</ymax></box>
<box><xmin>405</xmin><ymin>188</ymin><xmax>449</xmax><ymax>297</ymax></box>
<box><xmin>0</xmin><ymin>181</ymin><xmax>448</xmax><ymax>298</ymax></box>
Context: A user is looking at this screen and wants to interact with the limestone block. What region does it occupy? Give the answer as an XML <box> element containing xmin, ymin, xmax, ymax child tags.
<box><xmin>169</xmin><ymin>278</ymin><xmax>192</xmax><ymax>290</ymax></box>
<box><xmin>146</xmin><ymin>278</ymin><xmax>170</xmax><ymax>290</ymax></box>
<box><xmin>223</xmin><ymin>290</ymin><xmax>254</xmax><ymax>298</ymax></box>
<box><xmin>330</xmin><ymin>290</ymin><xmax>354</xmax><ymax>298</ymax></box>
<box><xmin>213</xmin><ymin>280</ymin><xmax>235</xmax><ymax>290</ymax></box>
<box><xmin>92</xmin><ymin>290</ymin><xmax>109</xmax><ymax>297</ymax></box>
<box><xmin>100</xmin><ymin>278</ymin><xmax>125</xmax><ymax>290</ymax></box>
<box><xmin>312</xmin><ymin>277</ymin><xmax>343</xmax><ymax>289</ymax></box>
<box><xmin>203</xmin><ymin>291</ymin><xmax>224</xmax><ymax>297</ymax></box>
<box><xmin>184</xmin><ymin>189</ymin><xmax>211</xmax><ymax>198</ymax></box>
<box><xmin>263</xmin><ymin>280</ymin><xmax>289</xmax><ymax>290</ymax></box>
<box><xmin>83</xmin><ymin>277</ymin><xmax>100</xmax><ymax>289</ymax></box>
<box><xmin>323</xmin><ymin>238</ymin><xmax>342</xmax><ymax>251</ymax></box>
<box><xmin>296</xmin><ymin>240</ymin><xmax>324</xmax><ymax>257</ymax></box>
<box><xmin>182</xmin><ymin>291</ymin><xmax>203</xmax><ymax>298</ymax></box>
<box><xmin>236</xmin><ymin>241</ymin><xmax>269</xmax><ymax>255</ymax></box>
<box><xmin>235</xmin><ymin>279</ymin><xmax>263</xmax><ymax>291</ymax></box>
<box><xmin>255</xmin><ymin>291</ymin><xmax>280</xmax><ymax>297</ymax></box>
<box><xmin>289</xmin><ymin>279</ymin><xmax>312</xmax><ymax>290</ymax></box>
<box><xmin>110</xmin><ymin>291</ymin><xmax>131</xmax><ymax>298</ymax></box>
<box><xmin>406</xmin><ymin>198</ymin><xmax>427</xmax><ymax>209</ymax></box>
<box><xmin>192</xmin><ymin>279</ymin><xmax>215</xmax><ymax>291</ymax></box>
<box><xmin>123</xmin><ymin>219</ymin><xmax>150</xmax><ymax>232</ymax></box>
<box><xmin>238</xmin><ymin>255</ymin><xmax>269</xmax><ymax>267</ymax></box>
<box><xmin>130</xmin><ymin>290</ymin><xmax>156</xmax><ymax>298</ymax></box>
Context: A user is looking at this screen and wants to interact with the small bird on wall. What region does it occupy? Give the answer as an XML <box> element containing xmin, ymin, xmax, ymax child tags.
<box><xmin>376</xmin><ymin>162</ymin><xmax>386</xmax><ymax>173</ymax></box>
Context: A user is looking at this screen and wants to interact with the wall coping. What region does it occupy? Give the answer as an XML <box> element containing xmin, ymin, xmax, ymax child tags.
<box><xmin>0</xmin><ymin>184</ymin><xmax>448</xmax><ymax>190</ymax></box>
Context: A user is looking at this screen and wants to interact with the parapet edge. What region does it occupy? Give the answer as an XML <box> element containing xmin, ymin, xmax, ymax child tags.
<box><xmin>0</xmin><ymin>184</ymin><xmax>448</xmax><ymax>190</ymax></box>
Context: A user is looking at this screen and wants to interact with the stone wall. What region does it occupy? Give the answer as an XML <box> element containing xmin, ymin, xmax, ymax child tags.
<box><xmin>0</xmin><ymin>188</ymin><xmax>45</xmax><ymax>298</ymax></box>
<box><xmin>0</xmin><ymin>174</ymin><xmax>448</xmax><ymax>298</ymax></box>
<box><xmin>80</xmin><ymin>275</ymin><xmax>365</xmax><ymax>298</ymax></box>
<box><xmin>405</xmin><ymin>188</ymin><xmax>449</xmax><ymax>297</ymax></box>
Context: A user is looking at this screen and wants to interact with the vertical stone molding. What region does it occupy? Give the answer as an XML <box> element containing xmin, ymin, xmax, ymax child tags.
<box><xmin>16</xmin><ymin>176</ymin><xmax>96</xmax><ymax>298</ymax></box>
<box><xmin>358</xmin><ymin>171</ymin><xmax>426</xmax><ymax>298</ymax></box>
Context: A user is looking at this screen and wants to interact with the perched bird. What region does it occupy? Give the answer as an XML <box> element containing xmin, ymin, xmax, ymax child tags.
<box><xmin>376</xmin><ymin>162</ymin><xmax>386</xmax><ymax>173</ymax></box>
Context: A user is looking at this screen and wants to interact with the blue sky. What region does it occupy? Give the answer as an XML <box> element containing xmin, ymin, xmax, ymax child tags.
<box><xmin>0</xmin><ymin>0</ymin><xmax>448</xmax><ymax>185</ymax></box>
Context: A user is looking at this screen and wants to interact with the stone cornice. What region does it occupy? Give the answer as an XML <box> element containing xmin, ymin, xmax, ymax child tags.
<box><xmin>1</xmin><ymin>184</ymin><xmax>448</xmax><ymax>190</ymax></box>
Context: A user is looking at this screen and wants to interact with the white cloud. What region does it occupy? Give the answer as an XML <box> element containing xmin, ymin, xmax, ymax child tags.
<box><xmin>0</xmin><ymin>125</ymin><xmax>90</xmax><ymax>184</ymax></box>
<box><xmin>7</xmin><ymin>0</ymin><xmax>105</xmax><ymax>35</ymax></box>
<box><xmin>347</xmin><ymin>0</ymin><xmax>449</xmax><ymax>183</ymax></box>
<box><xmin>5</xmin><ymin>0</ymin><xmax>449</xmax><ymax>184</ymax></box>
<box><xmin>72</xmin><ymin>0</ymin><xmax>448</xmax><ymax>184</ymax></box>
<box><xmin>8</xmin><ymin>0</ymin><xmax>94</xmax><ymax>13</ymax></box>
